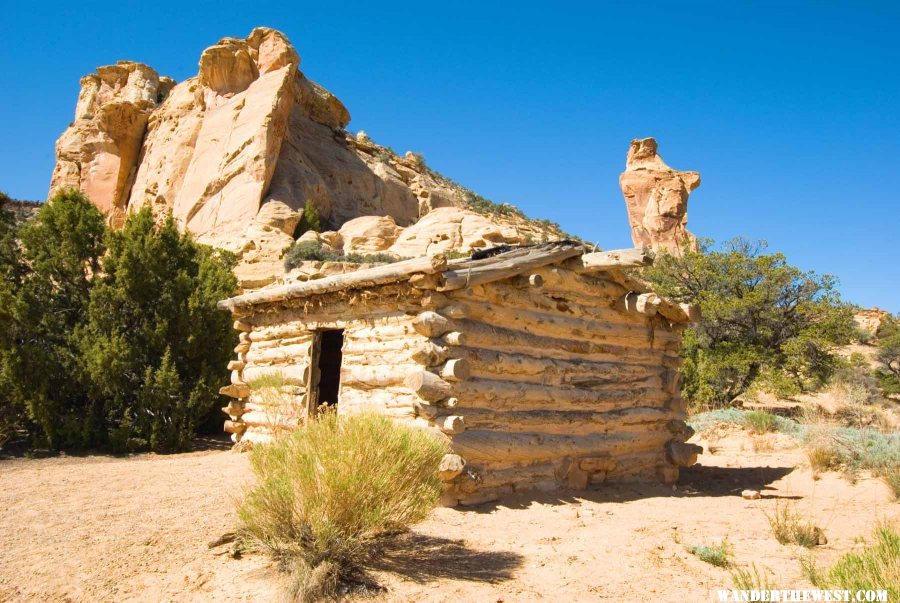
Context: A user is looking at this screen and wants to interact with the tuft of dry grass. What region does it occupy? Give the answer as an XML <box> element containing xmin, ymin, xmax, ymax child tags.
<box><xmin>751</xmin><ymin>434</ymin><xmax>776</xmax><ymax>453</ymax></box>
<box><xmin>237</xmin><ymin>411</ymin><xmax>448</xmax><ymax>601</ymax></box>
<box><xmin>766</xmin><ymin>503</ymin><xmax>824</xmax><ymax>548</ymax></box>
<box><xmin>883</xmin><ymin>466</ymin><xmax>900</xmax><ymax>500</ymax></box>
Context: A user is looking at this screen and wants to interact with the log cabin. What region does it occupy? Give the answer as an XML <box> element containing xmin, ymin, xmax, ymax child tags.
<box><xmin>217</xmin><ymin>242</ymin><xmax>701</xmax><ymax>506</ymax></box>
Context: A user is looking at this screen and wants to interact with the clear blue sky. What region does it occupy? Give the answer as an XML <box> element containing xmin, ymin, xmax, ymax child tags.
<box><xmin>3</xmin><ymin>1</ymin><xmax>898</xmax><ymax>312</ymax></box>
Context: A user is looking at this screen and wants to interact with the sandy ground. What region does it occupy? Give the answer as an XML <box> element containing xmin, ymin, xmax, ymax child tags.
<box><xmin>0</xmin><ymin>432</ymin><xmax>896</xmax><ymax>602</ymax></box>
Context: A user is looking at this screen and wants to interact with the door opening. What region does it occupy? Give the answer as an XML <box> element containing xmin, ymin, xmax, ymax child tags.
<box><xmin>314</xmin><ymin>329</ymin><xmax>344</xmax><ymax>409</ymax></box>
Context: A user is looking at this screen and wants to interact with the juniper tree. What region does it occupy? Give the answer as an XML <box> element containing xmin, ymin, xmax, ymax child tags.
<box><xmin>8</xmin><ymin>190</ymin><xmax>106</xmax><ymax>447</ymax></box>
<box><xmin>643</xmin><ymin>238</ymin><xmax>854</xmax><ymax>407</ymax></box>
<box><xmin>78</xmin><ymin>207</ymin><xmax>238</xmax><ymax>451</ymax></box>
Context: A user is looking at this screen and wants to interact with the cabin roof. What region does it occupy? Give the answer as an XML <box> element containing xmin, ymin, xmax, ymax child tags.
<box><xmin>217</xmin><ymin>241</ymin><xmax>696</xmax><ymax>323</ymax></box>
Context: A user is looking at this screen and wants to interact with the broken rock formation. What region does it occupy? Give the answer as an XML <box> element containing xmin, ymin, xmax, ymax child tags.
<box><xmin>49</xmin><ymin>62</ymin><xmax>173</xmax><ymax>227</ymax></box>
<box><xmin>50</xmin><ymin>27</ymin><xmax>566</xmax><ymax>288</ymax></box>
<box><xmin>619</xmin><ymin>138</ymin><xmax>700</xmax><ymax>255</ymax></box>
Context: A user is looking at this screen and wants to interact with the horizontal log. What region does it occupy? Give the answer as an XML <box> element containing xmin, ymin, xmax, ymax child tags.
<box><xmin>439</xmin><ymin>243</ymin><xmax>585</xmax><ymax>291</ymax></box>
<box><xmin>233</xmin><ymin>320</ymin><xmax>253</xmax><ymax>332</ymax></box>
<box><xmin>439</xmin><ymin>358</ymin><xmax>471</xmax><ymax>382</ymax></box>
<box><xmin>438</xmin><ymin>415</ymin><xmax>466</xmax><ymax>435</ymax></box>
<box><xmin>452</xmin><ymin>319</ymin><xmax>679</xmax><ymax>364</ymax></box>
<box><xmin>577</xmin><ymin>248</ymin><xmax>654</xmax><ymax>271</ymax></box>
<box><xmin>405</xmin><ymin>369</ymin><xmax>454</xmax><ymax>402</ymax></box>
<box><xmin>223</xmin><ymin>420</ymin><xmax>247</xmax><ymax>434</ymax></box>
<box><xmin>340</xmin><ymin>364</ymin><xmax>417</xmax><ymax>389</ymax></box>
<box><xmin>450</xmin><ymin>429</ymin><xmax>671</xmax><ymax>463</ymax></box>
<box><xmin>438</xmin><ymin>454</ymin><xmax>466</xmax><ymax>481</ymax></box>
<box><xmin>411</xmin><ymin>311</ymin><xmax>453</xmax><ymax>337</ymax></box>
<box><xmin>538</xmin><ymin>266</ymin><xmax>629</xmax><ymax>301</ymax></box>
<box><xmin>656</xmin><ymin>299</ymin><xmax>700</xmax><ymax>324</ymax></box>
<box><xmin>510</xmin><ymin>273</ymin><xmax>544</xmax><ymax>288</ymax></box>
<box><xmin>459</xmin><ymin>346</ymin><xmax>661</xmax><ymax>384</ymax></box>
<box><xmin>219</xmin><ymin>254</ymin><xmax>448</xmax><ymax>312</ymax></box>
<box><xmin>242</xmin><ymin>364</ymin><xmax>309</xmax><ymax>385</ymax></box>
<box><xmin>239</xmin><ymin>430</ymin><xmax>274</xmax><ymax>445</ymax></box>
<box><xmin>244</xmin><ymin>343</ymin><xmax>312</xmax><ymax>365</ymax></box>
<box><xmin>249</xmin><ymin>325</ymin><xmax>314</xmax><ymax>342</ymax></box>
<box><xmin>222</xmin><ymin>401</ymin><xmax>246</xmax><ymax>418</ymax></box>
<box><xmin>614</xmin><ymin>292</ymin><xmax>661</xmax><ymax>317</ymax></box>
<box><xmin>241</xmin><ymin>410</ymin><xmax>303</xmax><ymax>429</ymax></box>
<box><xmin>442</xmin><ymin>331</ymin><xmax>467</xmax><ymax>346</ymax></box>
<box><xmin>411</xmin><ymin>341</ymin><xmax>449</xmax><ymax>366</ymax></box>
<box><xmin>456</xmin><ymin>407</ymin><xmax>673</xmax><ymax>435</ymax></box>
<box><xmin>451</xmin><ymin>281</ymin><xmax>650</xmax><ymax>330</ymax></box>
<box><xmin>220</xmin><ymin>384</ymin><xmax>250</xmax><ymax>399</ymax></box>
<box><xmin>454</xmin><ymin>378</ymin><xmax>670</xmax><ymax>412</ymax></box>
<box><xmin>666</xmin><ymin>441</ymin><xmax>702</xmax><ymax>467</ymax></box>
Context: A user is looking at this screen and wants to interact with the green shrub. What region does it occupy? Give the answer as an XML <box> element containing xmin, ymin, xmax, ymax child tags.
<box><xmin>802</xmin><ymin>426</ymin><xmax>900</xmax><ymax>477</ymax></box>
<box><xmin>643</xmin><ymin>238</ymin><xmax>855</xmax><ymax>407</ymax></box>
<box><xmin>283</xmin><ymin>240</ymin><xmax>403</xmax><ymax>272</ymax></box>
<box><xmin>731</xmin><ymin>563</ymin><xmax>774</xmax><ymax>590</ymax></box>
<box><xmin>687</xmin><ymin>540</ymin><xmax>732</xmax><ymax>567</ymax></box>
<box><xmin>688</xmin><ymin>408</ymin><xmax>801</xmax><ymax>436</ymax></box>
<box><xmin>284</xmin><ymin>240</ymin><xmax>344</xmax><ymax>267</ymax></box>
<box><xmin>294</xmin><ymin>200</ymin><xmax>321</xmax><ymax>237</ymax></box>
<box><xmin>744</xmin><ymin>411</ymin><xmax>778</xmax><ymax>434</ymax></box>
<box><xmin>767</xmin><ymin>503</ymin><xmax>823</xmax><ymax>548</ymax></box>
<box><xmin>237</xmin><ymin>412</ymin><xmax>448</xmax><ymax>600</ymax></box>
<box><xmin>802</xmin><ymin>524</ymin><xmax>899</xmax><ymax>598</ymax></box>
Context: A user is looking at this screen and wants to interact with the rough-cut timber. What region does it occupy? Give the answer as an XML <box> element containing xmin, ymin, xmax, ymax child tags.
<box><xmin>217</xmin><ymin>242</ymin><xmax>698</xmax><ymax>505</ymax></box>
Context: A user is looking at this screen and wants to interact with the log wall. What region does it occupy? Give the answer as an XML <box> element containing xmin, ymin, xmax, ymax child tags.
<box><xmin>429</xmin><ymin>264</ymin><xmax>696</xmax><ymax>505</ymax></box>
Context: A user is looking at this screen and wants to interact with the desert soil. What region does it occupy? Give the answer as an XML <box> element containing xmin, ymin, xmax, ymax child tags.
<box><xmin>1</xmin><ymin>431</ymin><xmax>896</xmax><ymax>602</ymax></box>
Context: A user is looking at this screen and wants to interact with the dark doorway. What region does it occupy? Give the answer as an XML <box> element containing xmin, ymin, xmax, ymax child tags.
<box><xmin>315</xmin><ymin>329</ymin><xmax>344</xmax><ymax>408</ymax></box>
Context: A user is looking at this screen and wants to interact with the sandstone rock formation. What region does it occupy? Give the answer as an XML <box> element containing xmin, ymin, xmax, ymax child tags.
<box><xmin>854</xmin><ymin>308</ymin><xmax>892</xmax><ymax>338</ymax></box>
<box><xmin>49</xmin><ymin>27</ymin><xmax>566</xmax><ymax>288</ymax></box>
<box><xmin>619</xmin><ymin>138</ymin><xmax>700</xmax><ymax>255</ymax></box>
<box><xmin>389</xmin><ymin>207</ymin><xmax>524</xmax><ymax>257</ymax></box>
<box><xmin>49</xmin><ymin>62</ymin><xmax>172</xmax><ymax>227</ymax></box>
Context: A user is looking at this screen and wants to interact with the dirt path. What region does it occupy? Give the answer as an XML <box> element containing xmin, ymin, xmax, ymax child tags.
<box><xmin>1</xmin><ymin>432</ymin><xmax>896</xmax><ymax>602</ymax></box>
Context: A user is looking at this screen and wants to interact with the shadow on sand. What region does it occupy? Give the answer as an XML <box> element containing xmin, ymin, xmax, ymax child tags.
<box><xmin>455</xmin><ymin>463</ymin><xmax>799</xmax><ymax>512</ymax></box>
<box><xmin>366</xmin><ymin>532</ymin><xmax>524</xmax><ymax>584</ymax></box>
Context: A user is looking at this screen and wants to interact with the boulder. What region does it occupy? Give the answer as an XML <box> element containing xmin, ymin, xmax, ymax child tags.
<box><xmin>619</xmin><ymin>138</ymin><xmax>700</xmax><ymax>255</ymax></box>
<box><xmin>338</xmin><ymin>215</ymin><xmax>400</xmax><ymax>253</ymax></box>
<box><xmin>854</xmin><ymin>308</ymin><xmax>891</xmax><ymax>338</ymax></box>
<box><xmin>389</xmin><ymin>207</ymin><xmax>524</xmax><ymax>257</ymax></box>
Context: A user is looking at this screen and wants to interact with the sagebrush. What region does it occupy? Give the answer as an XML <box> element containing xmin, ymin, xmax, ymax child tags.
<box><xmin>237</xmin><ymin>412</ymin><xmax>448</xmax><ymax>601</ymax></box>
<box><xmin>687</xmin><ymin>540</ymin><xmax>732</xmax><ymax>567</ymax></box>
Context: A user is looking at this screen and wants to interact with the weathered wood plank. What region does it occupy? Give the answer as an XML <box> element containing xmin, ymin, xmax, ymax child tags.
<box><xmin>219</xmin><ymin>254</ymin><xmax>448</xmax><ymax>312</ymax></box>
